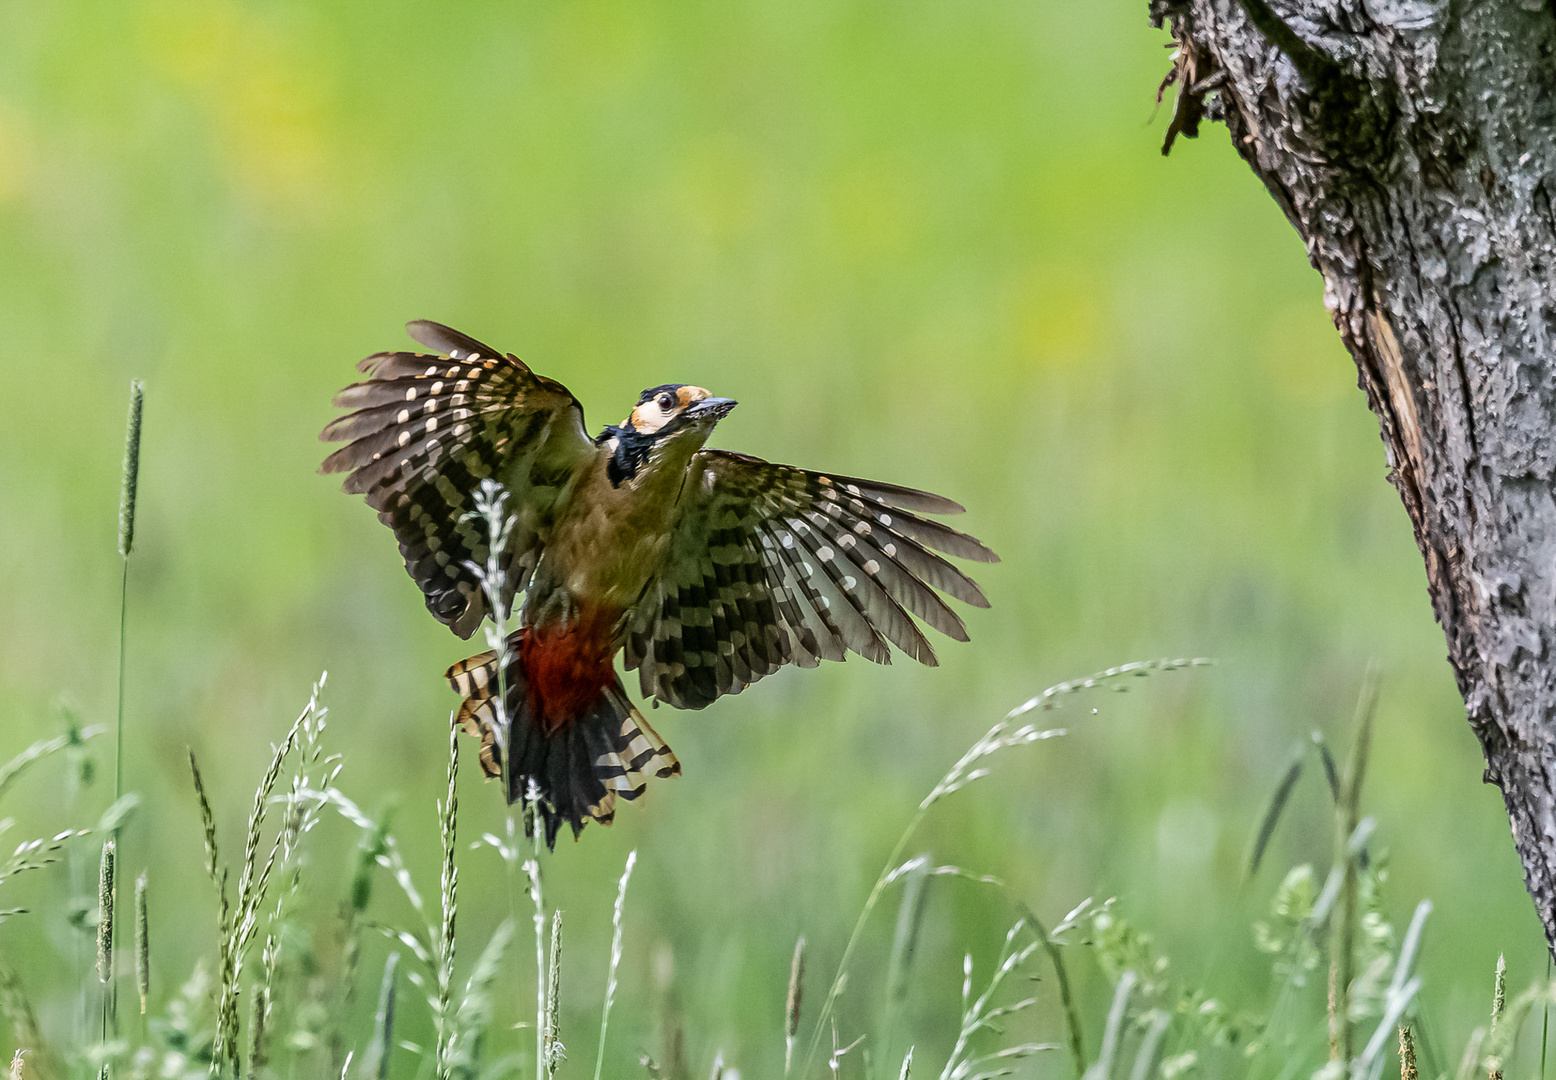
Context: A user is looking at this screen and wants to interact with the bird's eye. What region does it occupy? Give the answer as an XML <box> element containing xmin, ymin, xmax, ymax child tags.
<box><xmin>657</xmin><ymin>392</ymin><xmax>676</xmax><ymax>411</ymax></box>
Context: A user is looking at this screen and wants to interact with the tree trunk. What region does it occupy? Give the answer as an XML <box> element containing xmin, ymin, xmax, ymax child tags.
<box><xmin>1150</xmin><ymin>0</ymin><xmax>1556</xmax><ymax>952</ymax></box>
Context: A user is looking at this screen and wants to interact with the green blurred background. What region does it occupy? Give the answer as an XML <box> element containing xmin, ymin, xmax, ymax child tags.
<box><xmin>0</xmin><ymin>0</ymin><xmax>1543</xmax><ymax>1074</ymax></box>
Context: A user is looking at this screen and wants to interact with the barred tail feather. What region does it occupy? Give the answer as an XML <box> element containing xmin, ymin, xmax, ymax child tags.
<box><xmin>446</xmin><ymin>647</ymin><xmax>680</xmax><ymax>848</ymax></box>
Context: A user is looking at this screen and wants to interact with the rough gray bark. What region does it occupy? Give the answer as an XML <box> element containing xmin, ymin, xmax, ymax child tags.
<box><xmin>1150</xmin><ymin>0</ymin><xmax>1556</xmax><ymax>951</ymax></box>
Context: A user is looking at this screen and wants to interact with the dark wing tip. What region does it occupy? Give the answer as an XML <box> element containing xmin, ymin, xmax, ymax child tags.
<box><xmin>404</xmin><ymin>320</ymin><xmax>503</xmax><ymax>360</ymax></box>
<box><xmin>824</xmin><ymin>472</ymin><xmax>967</xmax><ymax>515</ymax></box>
<box><xmin>319</xmin><ymin>444</ymin><xmax>355</xmax><ymax>475</ymax></box>
<box><xmin>355</xmin><ymin>350</ymin><xmax>400</xmax><ymax>375</ymax></box>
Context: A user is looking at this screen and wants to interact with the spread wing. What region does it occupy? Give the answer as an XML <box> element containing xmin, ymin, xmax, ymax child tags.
<box><xmin>321</xmin><ymin>321</ymin><xmax>595</xmax><ymax>638</ymax></box>
<box><xmin>624</xmin><ymin>449</ymin><xmax>998</xmax><ymax>709</ymax></box>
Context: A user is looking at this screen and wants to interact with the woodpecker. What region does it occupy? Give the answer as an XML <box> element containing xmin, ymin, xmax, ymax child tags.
<box><xmin>322</xmin><ymin>321</ymin><xmax>997</xmax><ymax>845</ymax></box>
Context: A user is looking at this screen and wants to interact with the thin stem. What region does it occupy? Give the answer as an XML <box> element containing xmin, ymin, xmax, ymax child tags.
<box><xmin>1542</xmin><ymin>951</ymin><xmax>1550</xmax><ymax>1079</ymax></box>
<box><xmin>107</xmin><ymin>553</ymin><xmax>129</xmax><ymax>1064</ymax></box>
<box><xmin>526</xmin><ymin>799</ymin><xmax>546</xmax><ymax>1080</ymax></box>
<box><xmin>116</xmin><ymin>558</ymin><xmax>127</xmax><ymax>811</ymax></box>
<box><xmin>1013</xmin><ymin>905</ymin><xmax>1084</xmax><ymax>1079</ymax></box>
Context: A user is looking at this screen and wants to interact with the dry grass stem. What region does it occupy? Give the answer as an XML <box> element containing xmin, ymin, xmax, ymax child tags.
<box><xmin>1488</xmin><ymin>953</ymin><xmax>1507</xmax><ymax>1080</ymax></box>
<box><xmin>1398</xmin><ymin>1025</ymin><xmax>1417</xmax><ymax>1080</ymax></box>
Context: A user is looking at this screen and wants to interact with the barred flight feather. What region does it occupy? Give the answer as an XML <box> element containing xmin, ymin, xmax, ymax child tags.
<box><xmin>626</xmin><ymin>450</ymin><xmax>998</xmax><ymax>709</ymax></box>
<box><xmin>321</xmin><ymin>321</ymin><xmax>593</xmax><ymax>638</ymax></box>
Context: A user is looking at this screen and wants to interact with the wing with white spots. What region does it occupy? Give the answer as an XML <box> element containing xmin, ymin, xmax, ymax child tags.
<box><xmin>321</xmin><ymin>321</ymin><xmax>596</xmax><ymax>638</ymax></box>
<box><xmin>624</xmin><ymin>449</ymin><xmax>998</xmax><ymax>709</ymax></box>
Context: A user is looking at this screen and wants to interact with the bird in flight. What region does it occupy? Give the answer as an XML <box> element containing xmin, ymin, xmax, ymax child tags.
<box><xmin>322</xmin><ymin>321</ymin><xmax>997</xmax><ymax>845</ymax></box>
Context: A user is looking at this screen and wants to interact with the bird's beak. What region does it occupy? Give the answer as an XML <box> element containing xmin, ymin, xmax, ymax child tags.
<box><xmin>687</xmin><ymin>397</ymin><xmax>738</xmax><ymax>422</ymax></box>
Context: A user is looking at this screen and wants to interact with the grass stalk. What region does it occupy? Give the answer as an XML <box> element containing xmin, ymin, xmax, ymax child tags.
<box><xmin>115</xmin><ymin>379</ymin><xmax>143</xmax><ymax>812</ymax></box>
<box><xmin>189</xmin><ymin>678</ymin><xmax>318</xmax><ymax>1074</ymax></box>
<box><xmin>785</xmin><ymin>937</ymin><xmax>805</xmax><ymax>1079</ymax></box>
<box><xmin>594</xmin><ymin>850</ymin><xmax>637</xmax><ymax>1080</ymax></box>
<box><xmin>1009</xmin><ymin>901</ymin><xmax>1085</xmax><ymax>1079</ymax></box>
<box><xmin>879</xmin><ymin>858</ymin><xmax>929</xmax><ymax>1078</ymax></box>
<box><xmin>524</xmin><ymin>815</ymin><xmax>546</xmax><ymax>1080</ymax></box>
<box><xmin>134</xmin><ymin>873</ymin><xmax>148</xmax><ymax>1017</ymax></box>
<box><xmin>96</xmin><ymin>841</ymin><xmax>115</xmax><ymax>987</ymax></box>
<box><xmin>435</xmin><ymin>720</ymin><xmax>459</xmax><ymax>1080</ymax></box>
<box><xmin>368</xmin><ymin>952</ymin><xmax>399</xmax><ymax>1080</ymax></box>
<box><xmin>1489</xmin><ymin>954</ymin><xmax>1506</xmax><ymax>1080</ymax></box>
<box><xmin>97</xmin><ymin>838</ymin><xmax>116</xmax><ymax>1067</ymax></box>
<box><xmin>107</xmin><ymin>379</ymin><xmax>142</xmax><ymax>1075</ymax></box>
<box><xmin>1399</xmin><ymin>1025</ymin><xmax>1417</xmax><ymax>1080</ymax></box>
<box><xmin>544</xmin><ymin>910</ymin><xmax>563</xmax><ymax>1078</ymax></box>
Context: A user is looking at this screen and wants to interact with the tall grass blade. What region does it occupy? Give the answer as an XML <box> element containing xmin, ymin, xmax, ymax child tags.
<box><xmin>1084</xmin><ymin>969</ymin><xmax>1136</xmax><ymax>1080</ymax></box>
<box><xmin>246</xmin><ymin>992</ymin><xmax>266</xmax><ymax>1077</ymax></box>
<box><xmin>595</xmin><ymin>850</ymin><xmax>637</xmax><ymax>1080</ymax></box>
<box><xmin>367</xmin><ymin>952</ymin><xmax>399</xmax><ymax>1080</ymax></box>
<box><xmin>1127</xmin><ymin>1011</ymin><xmax>1169</xmax><ymax>1080</ymax></box>
<box><xmin>1313</xmin><ymin>731</ymin><xmax>1340</xmax><ymax>802</ymax></box>
<box><xmin>0</xmin><ymin>729</ymin><xmax>105</xmax><ymax>807</ymax></box>
<box><xmin>1330</xmin><ymin>667</ymin><xmax>1379</xmax><ymax>1068</ymax></box>
<box><xmin>1455</xmin><ymin>1027</ymin><xmax>1487</xmax><ymax>1080</ymax></box>
<box><xmin>525</xmin><ymin>782</ymin><xmax>547</xmax><ymax>1080</ymax></box>
<box><xmin>1542</xmin><ymin>952</ymin><xmax>1550</xmax><ymax>1079</ymax></box>
<box><xmin>1248</xmin><ymin>748</ymin><xmax>1304</xmax><ymax>879</ymax></box>
<box><xmin>1354</xmin><ymin>977</ymin><xmax>1420</xmax><ymax>1080</ymax></box>
<box><xmin>1010</xmin><ymin>902</ymin><xmax>1087</xmax><ymax>1080</ymax></box>
<box><xmin>453</xmin><ymin>918</ymin><xmax>514</xmax><ymax>1070</ymax></box>
<box><xmin>880</xmin><ymin>857</ymin><xmax>929</xmax><ymax>1078</ymax></box>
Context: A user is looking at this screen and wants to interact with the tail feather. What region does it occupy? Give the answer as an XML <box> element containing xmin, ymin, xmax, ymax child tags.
<box><xmin>445</xmin><ymin>644</ymin><xmax>680</xmax><ymax>847</ymax></box>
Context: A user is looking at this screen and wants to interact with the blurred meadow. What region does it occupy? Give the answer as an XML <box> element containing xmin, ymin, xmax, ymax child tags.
<box><xmin>0</xmin><ymin>0</ymin><xmax>1547</xmax><ymax>1076</ymax></box>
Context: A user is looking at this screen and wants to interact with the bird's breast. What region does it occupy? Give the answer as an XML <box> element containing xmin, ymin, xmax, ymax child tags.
<box><xmin>543</xmin><ymin>457</ymin><xmax>686</xmax><ymax>612</ymax></box>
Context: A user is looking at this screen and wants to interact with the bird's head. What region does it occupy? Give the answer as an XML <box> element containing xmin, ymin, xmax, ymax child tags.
<box><xmin>598</xmin><ymin>384</ymin><xmax>737</xmax><ymax>486</ymax></box>
<box><xmin>623</xmin><ymin>384</ymin><xmax>738</xmax><ymax>435</ymax></box>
